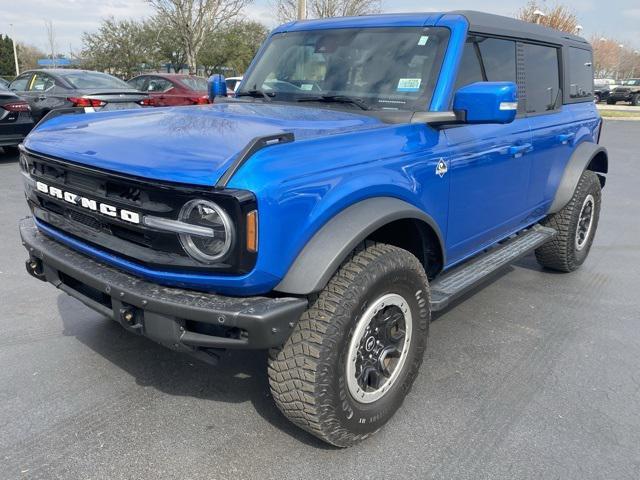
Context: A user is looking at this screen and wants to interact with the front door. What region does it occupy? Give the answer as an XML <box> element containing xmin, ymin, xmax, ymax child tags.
<box><xmin>443</xmin><ymin>35</ymin><xmax>533</xmax><ymax>265</ymax></box>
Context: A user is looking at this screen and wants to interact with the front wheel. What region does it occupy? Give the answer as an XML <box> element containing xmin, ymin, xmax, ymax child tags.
<box><xmin>535</xmin><ymin>170</ymin><xmax>602</xmax><ymax>272</ymax></box>
<box><xmin>268</xmin><ymin>242</ymin><xmax>430</xmax><ymax>447</ymax></box>
<box><xmin>631</xmin><ymin>94</ymin><xmax>640</xmax><ymax>107</ymax></box>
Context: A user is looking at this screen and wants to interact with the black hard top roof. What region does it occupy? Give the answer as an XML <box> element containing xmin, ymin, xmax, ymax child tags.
<box><xmin>453</xmin><ymin>10</ymin><xmax>591</xmax><ymax>49</ymax></box>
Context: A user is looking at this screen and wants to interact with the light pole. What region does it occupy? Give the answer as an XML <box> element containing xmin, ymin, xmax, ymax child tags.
<box><xmin>617</xmin><ymin>44</ymin><xmax>624</xmax><ymax>81</ymax></box>
<box><xmin>575</xmin><ymin>25</ymin><xmax>583</xmax><ymax>35</ymax></box>
<box><xmin>10</xmin><ymin>23</ymin><xmax>19</xmax><ymax>76</ymax></box>
<box><xmin>297</xmin><ymin>0</ymin><xmax>306</xmax><ymax>20</ymax></box>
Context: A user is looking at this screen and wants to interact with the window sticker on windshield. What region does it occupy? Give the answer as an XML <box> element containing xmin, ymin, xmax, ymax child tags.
<box><xmin>418</xmin><ymin>35</ymin><xmax>429</xmax><ymax>46</ymax></box>
<box><xmin>300</xmin><ymin>84</ymin><xmax>314</xmax><ymax>91</ymax></box>
<box><xmin>397</xmin><ymin>78</ymin><xmax>422</xmax><ymax>92</ymax></box>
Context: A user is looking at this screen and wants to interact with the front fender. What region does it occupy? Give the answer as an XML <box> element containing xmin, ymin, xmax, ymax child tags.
<box><xmin>274</xmin><ymin>197</ymin><xmax>444</xmax><ymax>295</ymax></box>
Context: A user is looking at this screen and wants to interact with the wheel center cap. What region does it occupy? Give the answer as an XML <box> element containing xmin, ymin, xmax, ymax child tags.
<box><xmin>365</xmin><ymin>336</ymin><xmax>376</xmax><ymax>352</ymax></box>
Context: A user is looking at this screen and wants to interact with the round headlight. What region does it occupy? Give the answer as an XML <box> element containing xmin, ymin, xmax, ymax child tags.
<box><xmin>178</xmin><ymin>200</ymin><xmax>234</xmax><ymax>263</ymax></box>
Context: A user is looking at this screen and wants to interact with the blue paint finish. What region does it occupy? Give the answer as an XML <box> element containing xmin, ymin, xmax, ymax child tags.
<box><xmin>24</xmin><ymin>103</ymin><xmax>384</xmax><ymax>186</ymax></box>
<box><xmin>22</xmin><ymin>13</ymin><xmax>604</xmax><ymax>295</ymax></box>
<box><xmin>35</xmin><ymin>218</ymin><xmax>281</xmax><ymax>295</ymax></box>
<box><xmin>453</xmin><ymin>82</ymin><xmax>518</xmax><ymax>124</ymax></box>
<box><xmin>430</xmin><ymin>14</ymin><xmax>469</xmax><ymax>111</ymax></box>
<box><xmin>444</xmin><ymin>115</ymin><xmax>532</xmax><ymax>262</ymax></box>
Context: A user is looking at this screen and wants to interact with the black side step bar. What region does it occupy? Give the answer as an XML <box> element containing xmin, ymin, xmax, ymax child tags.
<box><xmin>215</xmin><ymin>132</ymin><xmax>295</xmax><ymax>189</ymax></box>
<box><xmin>430</xmin><ymin>224</ymin><xmax>556</xmax><ymax>312</ymax></box>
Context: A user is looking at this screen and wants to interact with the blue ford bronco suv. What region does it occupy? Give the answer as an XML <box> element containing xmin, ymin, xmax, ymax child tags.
<box><xmin>19</xmin><ymin>11</ymin><xmax>607</xmax><ymax>446</ymax></box>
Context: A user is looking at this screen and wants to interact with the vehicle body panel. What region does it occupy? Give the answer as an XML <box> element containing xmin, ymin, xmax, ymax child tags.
<box><xmin>10</xmin><ymin>69</ymin><xmax>147</xmax><ymax>122</ymax></box>
<box><xmin>19</xmin><ymin>12</ymin><xmax>603</xmax><ymax>297</ymax></box>
<box><xmin>128</xmin><ymin>74</ymin><xmax>209</xmax><ymax>106</ymax></box>
<box><xmin>0</xmin><ymin>87</ymin><xmax>34</xmax><ymax>146</ymax></box>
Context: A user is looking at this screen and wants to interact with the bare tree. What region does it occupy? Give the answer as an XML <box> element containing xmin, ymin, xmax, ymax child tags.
<box><xmin>44</xmin><ymin>20</ymin><xmax>57</xmax><ymax>67</ymax></box>
<box><xmin>516</xmin><ymin>1</ymin><xmax>578</xmax><ymax>34</ymax></box>
<box><xmin>274</xmin><ymin>0</ymin><xmax>381</xmax><ymax>23</ymax></box>
<box><xmin>591</xmin><ymin>36</ymin><xmax>640</xmax><ymax>80</ymax></box>
<box><xmin>147</xmin><ymin>0</ymin><xmax>252</xmax><ymax>73</ymax></box>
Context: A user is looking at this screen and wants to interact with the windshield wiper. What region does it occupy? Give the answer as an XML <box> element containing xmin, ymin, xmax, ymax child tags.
<box><xmin>236</xmin><ymin>89</ymin><xmax>275</xmax><ymax>102</ymax></box>
<box><xmin>296</xmin><ymin>94</ymin><xmax>370</xmax><ymax>111</ymax></box>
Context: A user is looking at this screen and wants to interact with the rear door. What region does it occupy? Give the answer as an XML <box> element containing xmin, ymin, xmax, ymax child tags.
<box><xmin>26</xmin><ymin>72</ymin><xmax>62</xmax><ymax>120</ymax></box>
<box><xmin>146</xmin><ymin>77</ymin><xmax>176</xmax><ymax>106</ymax></box>
<box><xmin>522</xmin><ymin>42</ymin><xmax>577</xmax><ymax>213</ymax></box>
<box><xmin>445</xmin><ymin>36</ymin><xmax>533</xmax><ymax>264</ymax></box>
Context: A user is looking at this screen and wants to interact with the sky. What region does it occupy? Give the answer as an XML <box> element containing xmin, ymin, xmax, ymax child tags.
<box><xmin>0</xmin><ymin>0</ymin><xmax>638</xmax><ymax>55</ymax></box>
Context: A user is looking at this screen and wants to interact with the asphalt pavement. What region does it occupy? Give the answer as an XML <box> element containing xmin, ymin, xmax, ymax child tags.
<box><xmin>1</xmin><ymin>120</ymin><xmax>639</xmax><ymax>479</ymax></box>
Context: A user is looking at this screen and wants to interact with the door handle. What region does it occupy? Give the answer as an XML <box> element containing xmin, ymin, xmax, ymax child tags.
<box><xmin>557</xmin><ymin>133</ymin><xmax>575</xmax><ymax>144</ymax></box>
<box><xmin>508</xmin><ymin>143</ymin><xmax>532</xmax><ymax>157</ymax></box>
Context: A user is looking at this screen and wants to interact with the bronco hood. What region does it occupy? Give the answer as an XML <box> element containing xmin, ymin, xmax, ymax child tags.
<box><xmin>23</xmin><ymin>103</ymin><xmax>384</xmax><ymax>186</ymax></box>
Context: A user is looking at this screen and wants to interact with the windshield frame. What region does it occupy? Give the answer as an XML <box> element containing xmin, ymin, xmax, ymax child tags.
<box><xmin>238</xmin><ymin>26</ymin><xmax>451</xmax><ymax>113</ymax></box>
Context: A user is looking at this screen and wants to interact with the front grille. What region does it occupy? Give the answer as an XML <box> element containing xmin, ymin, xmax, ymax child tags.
<box><xmin>22</xmin><ymin>150</ymin><xmax>258</xmax><ymax>274</ymax></box>
<box><xmin>69</xmin><ymin>210</ymin><xmax>103</xmax><ymax>231</ymax></box>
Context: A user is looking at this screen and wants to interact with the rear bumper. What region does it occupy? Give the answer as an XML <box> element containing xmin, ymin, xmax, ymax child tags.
<box><xmin>20</xmin><ymin>217</ymin><xmax>307</xmax><ymax>351</ymax></box>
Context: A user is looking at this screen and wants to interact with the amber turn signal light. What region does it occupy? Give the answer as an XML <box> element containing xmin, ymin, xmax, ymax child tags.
<box><xmin>246</xmin><ymin>210</ymin><xmax>258</xmax><ymax>252</ymax></box>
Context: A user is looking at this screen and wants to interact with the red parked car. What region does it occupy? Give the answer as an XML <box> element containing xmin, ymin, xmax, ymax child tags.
<box><xmin>127</xmin><ymin>74</ymin><xmax>210</xmax><ymax>106</ymax></box>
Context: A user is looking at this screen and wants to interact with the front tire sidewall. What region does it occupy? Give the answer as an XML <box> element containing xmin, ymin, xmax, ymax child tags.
<box><xmin>328</xmin><ymin>265</ymin><xmax>429</xmax><ymax>437</ymax></box>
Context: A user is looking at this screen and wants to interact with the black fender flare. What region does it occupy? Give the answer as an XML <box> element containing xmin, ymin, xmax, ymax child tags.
<box><xmin>274</xmin><ymin>197</ymin><xmax>445</xmax><ymax>295</ymax></box>
<box><xmin>548</xmin><ymin>142</ymin><xmax>608</xmax><ymax>214</ymax></box>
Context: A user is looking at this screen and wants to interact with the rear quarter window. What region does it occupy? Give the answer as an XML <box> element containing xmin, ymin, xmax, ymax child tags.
<box><xmin>568</xmin><ymin>47</ymin><xmax>594</xmax><ymax>101</ymax></box>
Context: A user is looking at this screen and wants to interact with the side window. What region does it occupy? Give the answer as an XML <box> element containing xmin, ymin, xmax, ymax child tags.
<box><xmin>128</xmin><ymin>77</ymin><xmax>147</xmax><ymax>90</ymax></box>
<box><xmin>568</xmin><ymin>47</ymin><xmax>593</xmax><ymax>100</ymax></box>
<box><xmin>30</xmin><ymin>74</ymin><xmax>55</xmax><ymax>92</ymax></box>
<box><xmin>523</xmin><ymin>43</ymin><xmax>560</xmax><ymax>114</ymax></box>
<box><xmin>477</xmin><ymin>38</ymin><xmax>516</xmax><ymax>83</ymax></box>
<box><xmin>454</xmin><ymin>37</ymin><xmax>517</xmax><ymax>92</ymax></box>
<box><xmin>9</xmin><ymin>74</ymin><xmax>31</xmax><ymax>92</ymax></box>
<box><xmin>453</xmin><ymin>40</ymin><xmax>484</xmax><ymax>92</ymax></box>
<box><xmin>147</xmin><ymin>78</ymin><xmax>173</xmax><ymax>92</ymax></box>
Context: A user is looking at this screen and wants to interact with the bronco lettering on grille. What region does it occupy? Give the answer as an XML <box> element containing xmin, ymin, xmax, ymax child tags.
<box><xmin>35</xmin><ymin>181</ymin><xmax>141</xmax><ymax>224</ymax></box>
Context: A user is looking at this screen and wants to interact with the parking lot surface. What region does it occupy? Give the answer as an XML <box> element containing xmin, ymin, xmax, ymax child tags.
<box><xmin>1</xmin><ymin>121</ymin><xmax>639</xmax><ymax>479</ymax></box>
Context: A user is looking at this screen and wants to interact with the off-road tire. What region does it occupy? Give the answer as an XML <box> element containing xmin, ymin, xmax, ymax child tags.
<box><xmin>535</xmin><ymin>170</ymin><xmax>601</xmax><ymax>272</ymax></box>
<box><xmin>268</xmin><ymin>241</ymin><xmax>430</xmax><ymax>447</ymax></box>
<box><xmin>631</xmin><ymin>94</ymin><xmax>640</xmax><ymax>107</ymax></box>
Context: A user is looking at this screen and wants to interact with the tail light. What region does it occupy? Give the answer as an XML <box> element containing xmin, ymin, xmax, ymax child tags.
<box><xmin>190</xmin><ymin>95</ymin><xmax>210</xmax><ymax>105</ymax></box>
<box><xmin>138</xmin><ymin>98</ymin><xmax>156</xmax><ymax>106</ymax></box>
<box><xmin>68</xmin><ymin>97</ymin><xmax>106</xmax><ymax>108</ymax></box>
<box><xmin>3</xmin><ymin>101</ymin><xmax>30</xmax><ymax>112</ymax></box>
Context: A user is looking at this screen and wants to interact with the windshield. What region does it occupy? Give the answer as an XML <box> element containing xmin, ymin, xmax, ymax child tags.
<box><xmin>62</xmin><ymin>71</ymin><xmax>132</xmax><ymax>90</ymax></box>
<box><xmin>179</xmin><ymin>76</ymin><xmax>208</xmax><ymax>91</ymax></box>
<box><xmin>240</xmin><ymin>27</ymin><xmax>450</xmax><ymax>111</ymax></box>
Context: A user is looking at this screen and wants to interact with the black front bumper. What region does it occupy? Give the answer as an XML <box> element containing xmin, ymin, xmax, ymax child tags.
<box><xmin>20</xmin><ymin>217</ymin><xmax>307</xmax><ymax>352</ymax></box>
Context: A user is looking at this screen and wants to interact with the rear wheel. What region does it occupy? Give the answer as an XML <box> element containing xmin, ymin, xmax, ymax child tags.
<box><xmin>268</xmin><ymin>242</ymin><xmax>430</xmax><ymax>447</ymax></box>
<box><xmin>631</xmin><ymin>94</ymin><xmax>640</xmax><ymax>106</ymax></box>
<box><xmin>535</xmin><ymin>170</ymin><xmax>601</xmax><ymax>272</ymax></box>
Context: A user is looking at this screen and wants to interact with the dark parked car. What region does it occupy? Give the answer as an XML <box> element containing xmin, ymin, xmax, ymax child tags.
<box><xmin>607</xmin><ymin>78</ymin><xmax>640</xmax><ymax>105</ymax></box>
<box><xmin>9</xmin><ymin>69</ymin><xmax>149</xmax><ymax>122</ymax></box>
<box><xmin>0</xmin><ymin>83</ymin><xmax>34</xmax><ymax>154</ymax></box>
<box><xmin>128</xmin><ymin>74</ymin><xmax>210</xmax><ymax>106</ymax></box>
<box><xmin>594</xmin><ymin>82</ymin><xmax>611</xmax><ymax>102</ymax></box>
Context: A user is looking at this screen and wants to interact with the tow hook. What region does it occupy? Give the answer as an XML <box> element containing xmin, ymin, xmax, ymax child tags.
<box><xmin>25</xmin><ymin>258</ymin><xmax>46</xmax><ymax>281</ymax></box>
<box><xmin>119</xmin><ymin>305</ymin><xmax>143</xmax><ymax>330</ymax></box>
